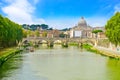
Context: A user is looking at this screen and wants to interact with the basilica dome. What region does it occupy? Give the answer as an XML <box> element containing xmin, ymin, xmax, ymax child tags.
<box><xmin>78</xmin><ymin>17</ymin><xmax>87</xmax><ymax>27</ymax></box>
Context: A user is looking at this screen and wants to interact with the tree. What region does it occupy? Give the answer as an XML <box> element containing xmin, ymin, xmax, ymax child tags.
<box><xmin>92</xmin><ymin>30</ymin><xmax>103</xmax><ymax>34</ymax></box>
<box><xmin>42</xmin><ymin>31</ymin><xmax>47</xmax><ymax>37</ymax></box>
<box><xmin>47</xmin><ymin>27</ymin><xmax>53</xmax><ymax>30</ymax></box>
<box><xmin>92</xmin><ymin>30</ymin><xmax>103</xmax><ymax>38</ymax></box>
<box><xmin>105</xmin><ymin>12</ymin><xmax>120</xmax><ymax>46</ymax></box>
<box><xmin>0</xmin><ymin>15</ymin><xmax>23</xmax><ymax>48</ymax></box>
<box><xmin>35</xmin><ymin>30</ymin><xmax>40</xmax><ymax>37</ymax></box>
<box><xmin>23</xmin><ymin>29</ymin><xmax>28</xmax><ymax>38</ymax></box>
<box><xmin>61</xmin><ymin>28</ymin><xmax>69</xmax><ymax>31</ymax></box>
<box><xmin>59</xmin><ymin>32</ymin><xmax>65</xmax><ymax>38</ymax></box>
<box><xmin>41</xmin><ymin>24</ymin><xmax>48</xmax><ymax>30</ymax></box>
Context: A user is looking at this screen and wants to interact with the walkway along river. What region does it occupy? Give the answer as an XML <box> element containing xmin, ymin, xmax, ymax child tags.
<box><xmin>0</xmin><ymin>45</ymin><xmax>120</xmax><ymax>80</ymax></box>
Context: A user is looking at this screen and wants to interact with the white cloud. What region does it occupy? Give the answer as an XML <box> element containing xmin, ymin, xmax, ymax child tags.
<box><xmin>1</xmin><ymin>0</ymin><xmax>109</xmax><ymax>29</ymax></box>
<box><xmin>1</xmin><ymin>0</ymin><xmax>45</xmax><ymax>24</ymax></box>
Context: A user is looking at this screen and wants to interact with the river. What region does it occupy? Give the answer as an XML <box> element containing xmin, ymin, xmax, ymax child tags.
<box><xmin>0</xmin><ymin>45</ymin><xmax>120</xmax><ymax>80</ymax></box>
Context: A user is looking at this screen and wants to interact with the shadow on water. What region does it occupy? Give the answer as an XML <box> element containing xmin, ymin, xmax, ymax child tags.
<box><xmin>0</xmin><ymin>54</ymin><xmax>23</xmax><ymax>79</ymax></box>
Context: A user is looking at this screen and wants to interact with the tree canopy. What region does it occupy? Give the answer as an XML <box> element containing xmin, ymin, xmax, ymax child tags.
<box><xmin>92</xmin><ymin>30</ymin><xmax>103</xmax><ymax>34</ymax></box>
<box><xmin>22</xmin><ymin>24</ymin><xmax>49</xmax><ymax>30</ymax></box>
<box><xmin>105</xmin><ymin>12</ymin><xmax>120</xmax><ymax>46</ymax></box>
<box><xmin>59</xmin><ymin>32</ymin><xmax>65</xmax><ymax>38</ymax></box>
<box><xmin>0</xmin><ymin>15</ymin><xmax>23</xmax><ymax>48</ymax></box>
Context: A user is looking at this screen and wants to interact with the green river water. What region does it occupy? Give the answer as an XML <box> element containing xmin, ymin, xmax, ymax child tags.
<box><xmin>0</xmin><ymin>45</ymin><xmax>120</xmax><ymax>80</ymax></box>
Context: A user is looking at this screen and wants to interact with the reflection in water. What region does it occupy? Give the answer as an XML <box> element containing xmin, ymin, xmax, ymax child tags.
<box><xmin>0</xmin><ymin>45</ymin><xmax>120</xmax><ymax>80</ymax></box>
<box><xmin>107</xmin><ymin>58</ymin><xmax>120</xmax><ymax>80</ymax></box>
<box><xmin>0</xmin><ymin>54</ymin><xmax>23</xmax><ymax>79</ymax></box>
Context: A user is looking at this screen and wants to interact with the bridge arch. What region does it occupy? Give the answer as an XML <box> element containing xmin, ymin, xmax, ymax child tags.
<box><xmin>54</xmin><ymin>40</ymin><xmax>62</xmax><ymax>44</ymax></box>
<box><xmin>41</xmin><ymin>40</ymin><xmax>47</xmax><ymax>44</ymax></box>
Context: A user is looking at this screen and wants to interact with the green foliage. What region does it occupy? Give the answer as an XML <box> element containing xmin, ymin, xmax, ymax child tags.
<box><xmin>22</xmin><ymin>24</ymin><xmax>49</xmax><ymax>30</ymax></box>
<box><xmin>83</xmin><ymin>44</ymin><xmax>92</xmax><ymax>50</ymax></box>
<box><xmin>69</xmin><ymin>42</ymin><xmax>78</xmax><ymax>46</ymax></box>
<box><xmin>22</xmin><ymin>29</ymin><xmax>28</xmax><ymax>38</ymax></box>
<box><xmin>60</xmin><ymin>28</ymin><xmax>71</xmax><ymax>31</ymax></box>
<box><xmin>47</xmin><ymin>27</ymin><xmax>53</xmax><ymax>30</ymax></box>
<box><xmin>59</xmin><ymin>32</ymin><xmax>65</xmax><ymax>38</ymax></box>
<box><xmin>0</xmin><ymin>15</ymin><xmax>23</xmax><ymax>48</ymax></box>
<box><xmin>92</xmin><ymin>30</ymin><xmax>103</xmax><ymax>34</ymax></box>
<box><xmin>42</xmin><ymin>31</ymin><xmax>47</xmax><ymax>37</ymax></box>
<box><xmin>92</xmin><ymin>30</ymin><xmax>103</xmax><ymax>38</ymax></box>
<box><xmin>35</xmin><ymin>30</ymin><xmax>40</xmax><ymax>37</ymax></box>
<box><xmin>0</xmin><ymin>48</ymin><xmax>21</xmax><ymax>66</ymax></box>
<box><xmin>40</xmin><ymin>24</ymin><xmax>48</xmax><ymax>30</ymax></box>
<box><xmin>105</xmin><ymin>12</ymin><xmax>120</xmax><ymax>46</ymax></box>
<box><xmin>82</xmin><ymin>44</ymin><xmax>98</xmax><ymax>53</ymax></box>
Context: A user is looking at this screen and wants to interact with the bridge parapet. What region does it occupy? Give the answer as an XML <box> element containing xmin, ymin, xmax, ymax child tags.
<box><xmin>22</xmin><ymin>37</ymin><xmax>101</xmax><ymax>46</ymax></box>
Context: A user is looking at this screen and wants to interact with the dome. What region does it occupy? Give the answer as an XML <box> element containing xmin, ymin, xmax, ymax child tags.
<box><xmin>78</xmin><ymin>17</ymin><xmax>87</xmax><ymax>27</ymax></box>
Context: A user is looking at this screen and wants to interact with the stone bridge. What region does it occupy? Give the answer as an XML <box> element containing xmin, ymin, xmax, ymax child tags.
<box><xmin>22</xmin><ymin>37</ymin><xmax>97</xmax><ymax>46</ymax></box>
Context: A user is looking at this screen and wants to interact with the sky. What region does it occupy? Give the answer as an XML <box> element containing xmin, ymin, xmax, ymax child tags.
<box><xmin>0</xmin><ymin>0</ymin><xmax>120</xmax><ymax>29</ymax></box>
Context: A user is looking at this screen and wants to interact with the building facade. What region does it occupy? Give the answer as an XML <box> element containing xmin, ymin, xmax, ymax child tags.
<box><xmin>70</xmin><ymin>17</ymin><xmax>93</xmax><ymax>38</ymax></box>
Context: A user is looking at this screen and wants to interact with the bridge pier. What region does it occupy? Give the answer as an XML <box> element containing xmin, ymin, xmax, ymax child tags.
<box><xmin>78</xmin><ymin>42</ymin><xmax>83</xmax><ymax>48</ymax></box>
<box><xmin>33</xmin><ymin>41</ymin><xmax>39</xmax><ymax>48</ymax></box>
<box><xmin>62</xmin><ymin>40</ymin><xmax>68</xmax><ymax>48</ymax></box>
<box><xmin>47</xmin><ymin>41</ymin><xmax>54</xmax><ymax>48</ymax></box>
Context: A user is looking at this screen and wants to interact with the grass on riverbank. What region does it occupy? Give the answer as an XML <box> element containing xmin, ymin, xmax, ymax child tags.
<box><xmin>0</xmin><ymin>48</ymin><xmax>17</xmax><ymax>60</ymax></box>
<box><xmin>83</xmin><ymin>44</ymin><xmax>120</xmax><ymax>59</ymax></box>
<box><xmin>82</xmin><ymin>44</ymin><xmax>104</xmax><ymax>54</ymax></box>
<box><xmin>0</xmin><ymin>47</ymin><xmax>22</xmax><ymax>66</ymax></box>
<box><xmin>0</xmin><ymin>47</ymin><xmax>16</xmax><ymax>56</ymax></box>
<box><xmin>68</xmin><ymin>42</ymin><xmax>78</xmax><ymax>46</ymax></box>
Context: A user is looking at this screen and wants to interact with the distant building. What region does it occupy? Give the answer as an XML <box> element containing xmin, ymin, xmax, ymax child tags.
<box><xmin>93</xmin><ymin>27</ymin><xmax>106</xmax><ymax>38</ymax></box>
<box><xmin>70</xmin><ymin>17</ymin><xmax>92</xmax><ymax>38</ymax></box>
<box><xmin>93</xmin><ymin>27</ymin><xmax>105</xmax><ymax>31</ymax></box>
<box><xmin>52</xmin><ymin>29</ymin><xmax>60</xmax><ymax>38</ymax></box>
<box><xmin>70</xmin><ymin>17</ymin><xmax>107</xmax><ymax>39</ymax></box>
<box><xmin>47</xmin><ymin>29</ymin><xmax>60</xmax><ymax>38</ymax></box>
<box><xmin>47</xmin><ymin>31</ymin><xmax>53</xmax><ymax>38</ymax></box>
